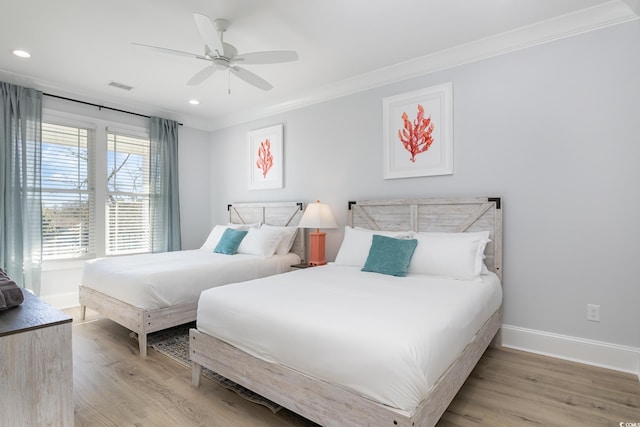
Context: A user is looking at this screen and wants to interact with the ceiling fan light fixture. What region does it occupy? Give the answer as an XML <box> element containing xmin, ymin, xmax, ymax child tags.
<box><xmin>189</xmin><ymin>99</ymin><xmax>199</xmax><ymax>105</ymax></box>
<box><xmin>212</xmin><ymin>57</ymin><xmax>230</xmax><ymax>69</ymax></box>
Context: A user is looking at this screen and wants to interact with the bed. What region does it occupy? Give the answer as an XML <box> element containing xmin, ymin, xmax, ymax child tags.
<box><xmin>189</xmin><ymin>197</ymin><xmax>503</xmax><ymax>427</ymax></box>
<box><xmin>79</xmin><ymin>201</ymin><xmax>306</xmax><ymax>357</ymax></box>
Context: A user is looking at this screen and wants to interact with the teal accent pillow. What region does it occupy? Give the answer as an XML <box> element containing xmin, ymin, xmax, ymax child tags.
<box><xmin>361</xmin><ymin>234</ymin><xmax>418</xmax><ymax>277</ymax></box>
<box><xmin>214</xmin><ymin>228</ymin><xmax>248</xmax><ymax>255</ymax></box>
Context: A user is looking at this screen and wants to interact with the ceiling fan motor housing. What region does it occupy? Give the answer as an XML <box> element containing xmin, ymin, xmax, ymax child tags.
<box><xmin>213</xmin><ymin>57</ymin><xmax>230</xmax><ymax>69</ymax></box>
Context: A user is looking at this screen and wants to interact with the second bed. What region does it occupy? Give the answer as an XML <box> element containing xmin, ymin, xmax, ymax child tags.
<box><xmin>79</xmin><ymin>201</ymin><xmax>305</xmax><ymax>356</ymax></box>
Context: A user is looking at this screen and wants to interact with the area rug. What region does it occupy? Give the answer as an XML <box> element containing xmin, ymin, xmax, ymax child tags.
<box><xmin>135</xmin><ymin>323</ymin><xmax>282</xmax><ymax>413</ymax></box>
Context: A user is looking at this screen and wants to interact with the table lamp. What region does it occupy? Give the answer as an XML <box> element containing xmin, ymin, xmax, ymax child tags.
<box><xmin>298</xmin><ymin>200</ymin><xmax>337</xmax><ymax>266</ymax></box>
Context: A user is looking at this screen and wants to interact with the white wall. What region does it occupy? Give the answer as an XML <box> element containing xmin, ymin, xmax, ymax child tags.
<box><xmin>175</xmin><ymin>126</ymin><xmax>213</xmax><ymax>249</ymax></box>
<box><xmin>208</xmin><ymin>21</ymin><xmax>640</xmax><ymax>371</ymax></box>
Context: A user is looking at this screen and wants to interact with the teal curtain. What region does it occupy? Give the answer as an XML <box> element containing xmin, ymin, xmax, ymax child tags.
<box><xmin>0</xmin><ymin>82</ymin><xmax>42</xmax><ymax>294</ymax></box>
<box><xmin>150</xmin><ymin>117</ymin><xmax>181</xmax><ymax>252</ymax></box>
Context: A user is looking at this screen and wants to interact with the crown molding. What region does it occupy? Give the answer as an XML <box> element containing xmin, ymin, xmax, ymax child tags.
<box><xmin>208</xmin><ymin>0</ymin><xmax>639</xmax><ymax>131</ymax></box>
<box><xmin>624</xmin><ymin>0</ymin><xmax>640</xmax><ymax>15</ymax></box>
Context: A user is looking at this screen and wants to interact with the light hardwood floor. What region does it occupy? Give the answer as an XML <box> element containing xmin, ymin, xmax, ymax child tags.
<box><xmin>67</xmin><ymin>307</ymin><xmax>640</xmax><ymax>427</ymax></box>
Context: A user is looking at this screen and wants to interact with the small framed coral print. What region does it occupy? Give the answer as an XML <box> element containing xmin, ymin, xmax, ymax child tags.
<box><xmin>248</xmin><ymin>124</ymin><xmax>283</xmax><ymax>190</ymax></box>
<box><xmin>382</xmin><ymin>82</ymin><xmax>453</xmax><ymax>179</ymax></box>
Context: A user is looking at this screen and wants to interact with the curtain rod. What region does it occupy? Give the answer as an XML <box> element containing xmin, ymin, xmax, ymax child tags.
<box><xmin>43</xmin><ymin>93</ymin><xmax>183</xmax><ymax>126</ymax></box>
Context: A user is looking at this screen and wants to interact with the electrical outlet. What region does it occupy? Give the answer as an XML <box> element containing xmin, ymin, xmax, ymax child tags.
<box><xmin>587</xmin><ymin>304</ymin><xmax>600</xmax><ymax>322</ymax></box>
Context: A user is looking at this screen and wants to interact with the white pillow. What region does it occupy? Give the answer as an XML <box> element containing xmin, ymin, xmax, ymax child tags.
<box><xmin>200</xmin><ymin>225</ymin><xmax>229</xmax><ymax>251</ymax></box>
<box><xmin>237</xmin><ymin>228</ymin><xmax>285</xmax><ymax>257</ymax></box>
<box><xmin>334</xmin><ymin>226</ymin><xmax>412</xmax><ymax>267</ymax></box>
<box><xmin>408</xmin><ymin>231</ymin><xmax>491</xmax><ymax>280</ymax></box>
<box><xmin>200</xmin><ymin>223</ymin><xmax>261</xmax><ymax>252</ymax></box>
<box><xmin>261</xmin><ymin>224</ymin><xmax>298</xmax><ymax>255</ymax></box>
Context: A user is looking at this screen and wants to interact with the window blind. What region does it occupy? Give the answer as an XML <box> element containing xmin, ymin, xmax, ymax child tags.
<box><xmin>41</xmin><ymin>123</ymin><xmax>95</xmax><ymax>259</ymax></box>
<box><xmin>106</xmin><ymin>132</ymin><xmax>151</xmax><ymax>255</ymax></box>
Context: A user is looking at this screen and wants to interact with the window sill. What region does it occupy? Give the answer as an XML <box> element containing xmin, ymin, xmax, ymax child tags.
<box><xmin>42</xmin><ymin>259</ymin><xmax>92</xmax><ymax>272</ymax></box>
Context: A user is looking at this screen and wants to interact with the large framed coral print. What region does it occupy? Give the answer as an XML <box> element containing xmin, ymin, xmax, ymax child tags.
<box><xmin>248</xmin><ymin>124</ymin><xmax>283</xmax><ymax>190</ymax></box>
<box><xmin>382</xmin><ymin>82</ymin><xmax>453</xmax><ymax>179</ymax></box>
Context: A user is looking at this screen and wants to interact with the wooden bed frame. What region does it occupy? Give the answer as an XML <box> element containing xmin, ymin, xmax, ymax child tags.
<box><xmin>79</xmin><ymin>201</ymin><xmax>306</xmax><ymax>357</ymax></box>
<box><xmin>190</xmin><ymin>197</ymin><xmax>503</xmax><ymax>427</ymax></box>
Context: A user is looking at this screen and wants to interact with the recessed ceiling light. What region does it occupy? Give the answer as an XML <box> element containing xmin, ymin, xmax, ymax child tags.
<box><xmin>189</xmin><ymin>99</ymin><xmax>199</xmax><ymax>105</ymax></box>
<box><xmin>12</xmin><ymin>49</ymin><xmax>31</xmax><ymax>58</ymax></box>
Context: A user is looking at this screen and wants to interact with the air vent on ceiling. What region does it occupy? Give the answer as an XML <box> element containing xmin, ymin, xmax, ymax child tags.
<box><xmin>107</xmin><ymin>81</ymin><xmax>134</xmax><ymax>91</ymax></box>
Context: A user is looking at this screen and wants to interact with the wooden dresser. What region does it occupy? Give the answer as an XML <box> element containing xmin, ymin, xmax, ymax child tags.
<box><xmin>0</xmin><ymin>290</ymin><xmax>73</xmax><ymax>426</ymax></box>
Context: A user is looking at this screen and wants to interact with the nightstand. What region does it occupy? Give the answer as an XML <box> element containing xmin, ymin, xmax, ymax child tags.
<box><xmin>291</xmin><ymin>263</ymin><xmax>315</xmax><ymax>269</ymax></box>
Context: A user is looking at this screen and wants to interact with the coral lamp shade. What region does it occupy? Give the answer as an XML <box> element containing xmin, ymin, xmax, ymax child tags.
<box><xmin>298</xmin><ymin>201</ymin><xmax>337</xmax><ymax>266</ymax></box>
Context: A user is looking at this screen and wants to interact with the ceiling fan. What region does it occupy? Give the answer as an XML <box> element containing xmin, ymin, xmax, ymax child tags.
<box><xmin>133</xmin><ymin>13</ymin><xmax>298</xmax><ymax>91</ymax></box>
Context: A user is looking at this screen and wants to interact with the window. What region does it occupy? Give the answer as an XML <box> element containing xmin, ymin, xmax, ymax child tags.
<box><xmin>41</xmin><ymin>115</ymin><xmax>152</xmax><ymax>261</ymax></box>
<box><xmin>106</xmin><ymin>132</ymin><xmax>151</xmax><ymax>255</ymax></box>
<box><xmin>41</xmin><ymin>123</ymin><xmax>95</xmax><ymax>260</ymax></box>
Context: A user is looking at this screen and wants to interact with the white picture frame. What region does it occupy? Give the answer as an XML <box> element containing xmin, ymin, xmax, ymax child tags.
<box><xmin>248</xmin><ymin>124</ymin><xmax>283</xmax><ymax>190</ymax></box>
<box><xmin>382</xmin><ymin>82</ymin><xmax>453</xmax><ymax>179</ymax></box>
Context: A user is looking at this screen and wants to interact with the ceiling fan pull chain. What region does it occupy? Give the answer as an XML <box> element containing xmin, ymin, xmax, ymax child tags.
<box><xmin>228</xmin><ymin>69</ymin><xmax>231</xmax><ymax>95</ymax></box>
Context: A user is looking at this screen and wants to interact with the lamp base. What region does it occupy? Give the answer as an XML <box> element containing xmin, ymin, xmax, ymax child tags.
<box><xmin>307</xmin><ymin>231</ymin><xmax>327</xmax><ymax>266</ymax></box>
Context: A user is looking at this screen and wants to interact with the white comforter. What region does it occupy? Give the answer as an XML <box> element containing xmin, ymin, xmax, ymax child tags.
<box><xmin>81</xmin><ymin>249</ymin><xmax>300</xmax><ymax>310</ymax></box>
<box><xmin>197</xmin><ymin>263</ymin><xmax>502</xmax><ymax>411</ymax></box>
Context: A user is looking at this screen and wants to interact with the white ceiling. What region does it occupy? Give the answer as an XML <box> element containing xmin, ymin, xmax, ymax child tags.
<box><xmin>0</xmin><ymin>0</ymin><xmax>637</xmax><ymax>131</ymax></box>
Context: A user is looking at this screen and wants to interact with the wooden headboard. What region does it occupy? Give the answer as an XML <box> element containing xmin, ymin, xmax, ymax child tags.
<box><xmin>348</xmin><ymin>197</ymin><xmax>502</xmax><ymax>280</ymax></box>
<box><xmin>227</xmin><ymin>201</ymin><xmax>306</xmax><ymax>263</ymax></box>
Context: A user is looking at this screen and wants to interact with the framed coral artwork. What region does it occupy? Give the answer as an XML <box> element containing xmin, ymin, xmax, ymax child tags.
<box><xmin>248</xmin><ymin>124</ymin><xmax>283</xmax><ymax>190</ymax></box>
<box><xmin>382</xmin><ymin>82</ymin><xmax>453</xmax><ymax>179</ymax></box>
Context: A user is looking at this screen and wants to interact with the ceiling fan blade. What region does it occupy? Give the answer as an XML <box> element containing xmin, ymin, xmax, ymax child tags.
<box><xmin>193</xmin><ymin>13</ymin><xmax>225</xmax><ymax>56</ymax></box>
<box><xmin>187</xmin><ymin>66</ymin><xmax>217</xmax><ymax>86</ymax></box>
<box><xmin>131</xmin><ymin>43</ymin><xmax>207</xmax><ymax>60</ymax></box>
<box><xmin>230</xmin><ymin>66</ymin><xmax>273</xmax><ymax>91</ymax></box>
<box><xmin>234</xmin><ymin>51</ymin><xmax>298</xmax><ymax>65</ymax></box>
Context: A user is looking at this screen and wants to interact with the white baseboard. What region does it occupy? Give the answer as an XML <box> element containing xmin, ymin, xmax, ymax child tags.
<box><xmin>502</xmin><ymin>324</ymin><xmax>640</xmax><ymax>381</ymax></box>
<box><xmin>40</xmin><ymin>291</ymin><xmax>79</xmax><ymax>310</ymax></box>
